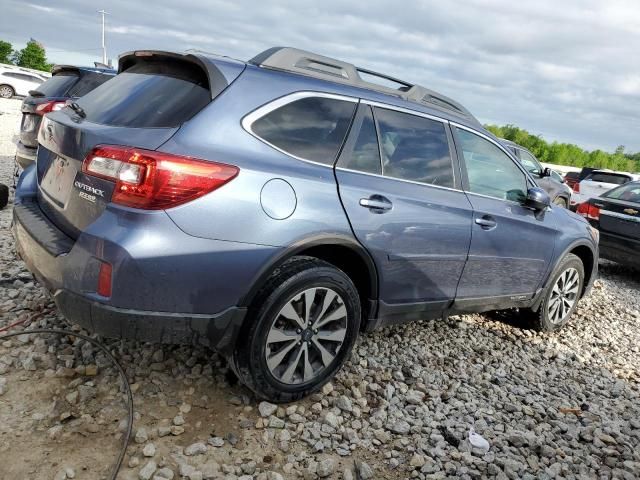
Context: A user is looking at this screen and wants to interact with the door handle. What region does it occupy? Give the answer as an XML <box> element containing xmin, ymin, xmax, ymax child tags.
<box><xmin>359</xmin><ymin>195</ymin><xmax>392</xmax><ymax>212</ymax></box>
<box><xmin>475</xmin><ymin>215</ymin><xmax>497</xmax><ymax>230</ymax></box>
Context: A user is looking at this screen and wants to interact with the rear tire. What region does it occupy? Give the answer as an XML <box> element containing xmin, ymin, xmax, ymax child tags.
<box><xmin>233</xmin><ymin>256</ymin><xmax>361</xmax><ymax>402</ymax></box>
<box><xmin>522</xmin><ymin>253</ymin><xmax>584</xmax><ymax>331</ymax></box>
<box><xmin>0</xmin><ymin>84</ymin><xmax>14</xmax><ymax>99</ymax></box>
<box><xmin>553</xmin><ymin>197</ymin><xmax>568</xmax><ymax>208</ymax></box>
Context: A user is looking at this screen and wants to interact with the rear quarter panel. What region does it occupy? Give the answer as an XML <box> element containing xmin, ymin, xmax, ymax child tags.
<box><xmin>160</xmin><ymin>67</ymin><xmax>357</xmax><ymax>248</ymax></box>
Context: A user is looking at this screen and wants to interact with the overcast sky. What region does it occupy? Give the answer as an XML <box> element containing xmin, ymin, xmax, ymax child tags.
<box><xmin>2</xmin><ymin>0</ymin><xmax>639</xmax><ymax>152</ymax></box>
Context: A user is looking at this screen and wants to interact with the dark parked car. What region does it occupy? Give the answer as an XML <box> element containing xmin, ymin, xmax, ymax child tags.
<box><xmin>15</xmin><ymin>65</ymin><xmax>115</xmax><ymax>169</ymax></box>
<box><xmin>501</xmin><ymin>140</ymin><xmax>572</xmax><ymax>208</ymax></box>
<box><xmin>13</xmin><ymin>48</ymin><xmax>599</xmax><ymax>401</ymax></box>
<box><xmin>577</xmin><ymin>181</ymin><xmax>640</xmax><ymax>269</ymax></box>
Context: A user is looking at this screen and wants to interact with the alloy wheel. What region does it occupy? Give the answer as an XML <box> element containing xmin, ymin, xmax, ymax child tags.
<box><xmin>0</xmin><ymin>86</ymin><xmax>13</xmax><ymax>99</ymax></box>
<box><xmin>265</xmin><ymin>287</ymin><xmax>348</xmax><ymax>385</ymax></box>
<box><xmin>548</xmin><ymin>267</ymin><xmax>580</xmax><ymax>324</ymax></box>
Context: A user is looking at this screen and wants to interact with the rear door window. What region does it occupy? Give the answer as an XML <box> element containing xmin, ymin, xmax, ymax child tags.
<box><xmin>251</xmin><ymin>96</ymin><xmax>356</xmax><ymax>165</ymax></box>
<box><xmin>337</xmin><ymin>104</ymin><xmax>381</xmax><ymax>174</ymax></box>
<box><xmin>374</xmin><ymin>107</ymin><xmax>454</xmax><ymax>188</ymax></box>
<box><xmin>586</xmin><ymin>173</ymin><xmax>631</xmax><ymax>185</ymax></box>
<box><xmin>76</xmin><ymin>60</ymin><xmax>212</xmax><ymax>128</ymax></box>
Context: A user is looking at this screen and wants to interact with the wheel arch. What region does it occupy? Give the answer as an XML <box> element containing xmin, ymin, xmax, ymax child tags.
<box><xmin>239</xmin><ymin>234</ymin><xmax>379</xmax><ymax>320</ymax></box>
<box><xmin>531</xmin><ymin>239</ymin><xmax>596</xmax><ymax>312</ymax></box>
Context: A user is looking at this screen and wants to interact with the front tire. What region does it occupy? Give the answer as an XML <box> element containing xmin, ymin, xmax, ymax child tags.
<box><xmin>0</xmin><ymin>84</ymin><xmax>15</xmax><ymax>99</ymax></box>
<box><xmin>233</xmin><ymin>256</ymin><xmax>361</xmax><ymax>402</ymax></box>
<box><xmin>524</xmin><ymin>253</ymin><xmax>584</xmax><ymax>331</ymax></box>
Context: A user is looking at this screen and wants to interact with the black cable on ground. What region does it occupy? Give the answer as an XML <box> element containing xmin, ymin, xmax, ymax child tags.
<box><xmin>0</xmin><ymin>329</ymin><xmax>133</xmax><ymax>480</ymax></box>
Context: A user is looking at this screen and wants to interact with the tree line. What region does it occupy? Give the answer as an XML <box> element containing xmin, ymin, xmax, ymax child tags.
<box><xmin>486</xmin><ymin>124</ymin><xmax>639</xmax><ymax>173</ymax></box>
<box><xmin>0</xmin><ymin>38</ymin><xmax>51</xmax><ymax>72</ymax></box>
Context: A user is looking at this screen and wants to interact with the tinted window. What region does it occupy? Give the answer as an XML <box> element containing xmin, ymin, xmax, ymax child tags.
<box><xmin>456</xmin><ymin>128</ymin><xmax>527</xmax><ymax>202</ymax></box>
<box><xmin>34</xmin><ymin>73</ymin><xmax>79</xmax><ymax>96</ymax></box>
<box><xmin>518</xmin><ymin>149</ymin><xmax>542</xmax><ymax>174</ymax></box>
<box><xmin>10</xmin><ymin>73</ymin><xmax>44</xmax><ymax>83</ymax></box>
<box><xmin>337</xmin><ymin>105</ymin><xmax>381</xmax><ymax>174</ymax></box>
<box><xmin>68</xmin><ymin>72</ymin><xmax>113</xmax><ymax>97</ymax></box>
<box><xmin>586</xmin><ymin>172</ymin><xmax>631</xmax><ymax>185</ymax></box>
<box><xmin>375</xmin><ymin>108</ymin><xmax>453</xmax><ymax>187</ymax></box>
<box><xmin>252</xmin><ymin>97</ymin><xmax>356</xmax><ymax>165</ymax></box>
<box><xmin>77</xmin><ymin>60</ymin><xmax>211</xmax><ymax>128</ymax></box>
<box><xmin>603</xmin><ymin>183</ymin><xmax>640</xmax><ymax>202</ymax></box>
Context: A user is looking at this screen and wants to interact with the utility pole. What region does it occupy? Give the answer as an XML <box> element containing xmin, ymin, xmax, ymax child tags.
<box><xmin>98</xmin><ymin>9</ymin><xmax>109</xmax><ymax>65</ymax></box>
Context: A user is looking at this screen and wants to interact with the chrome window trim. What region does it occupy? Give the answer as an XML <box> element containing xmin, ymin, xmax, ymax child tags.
<box><xmin>600</xmin><ymin>209</ymin><xmax>640</xmax><ymax>223</ymax></box>
<box><xmin>361</xmin><ymin>99</ymin><xmax>449</xmax><ymax>125</ymax></box>
<box><xmin>241</xmin><ymin>91</ymin><xmax>359</xmax><ymax>168</ymax></box>
<box><xmin>335</xmin><ymin>166</ymin><xmax>464</xmax><ymax>194</ymax></box>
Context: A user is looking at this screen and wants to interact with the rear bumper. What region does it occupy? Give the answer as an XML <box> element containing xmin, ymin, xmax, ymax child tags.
<box><xmin>12</xmin><ymin>178</ymin><xmax>278</xmax><ymax>355</ymax></box>
<box><xmin>15</xmin><ymin>141</ymin><xmax>37</xmax><ymax>169</ymax></box>
<box><xmin>54</xmin><ymin>290</ymin><xmax>246</xmax><ymax>355</ymax></box>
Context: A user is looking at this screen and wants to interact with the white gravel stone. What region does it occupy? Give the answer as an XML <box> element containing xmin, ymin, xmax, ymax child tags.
<box><xmin>258</xmin><ymin>401</ymin><xmax>278</xmax><ymax>418</ymax></box>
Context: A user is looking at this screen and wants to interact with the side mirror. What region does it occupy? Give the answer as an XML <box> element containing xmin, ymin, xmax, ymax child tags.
<box><xmin>541</xmin><ymin>167</ymin><xmax>552</xmax><ymax>178</ymax></box>
<box><xmin>525</xmin><ymin>187</ymin><xmax>550</xmax><ymax>211</ymax></box>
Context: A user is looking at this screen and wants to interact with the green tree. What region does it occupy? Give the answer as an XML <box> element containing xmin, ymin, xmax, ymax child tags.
<box><xmin>485</xmin><ymin>123</ymin><xmax>639</xmax><ymax>172</ymax></box>
<box><xmin>13</xmin><ymin>39</ymin><xmax>51</xmax><ymax>72</ymax></box>
<box><xmin>0</xmin><ymin>40</ymin><xmax>13</xmax><ymax>64</ymax></box>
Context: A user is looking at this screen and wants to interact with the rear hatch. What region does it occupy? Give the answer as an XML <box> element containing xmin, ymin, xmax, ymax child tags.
<box><xmin>579</xmin><ymin>172</ymin><xmax>632</xmax><ymax>201</ymax></box>
<box><xmin>20</xmin><ymin>71</ymin><xmax>79</xmax><ymax>148</ymax></box>
<box><xmin>36</xmin><ymin>52</ymin><xmax>243</xmax><ymax>238</ymax></box>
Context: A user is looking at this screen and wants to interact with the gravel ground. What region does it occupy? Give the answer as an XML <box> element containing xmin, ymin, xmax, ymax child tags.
<box><xmin>0</xmin><ymin>97</ymin><xmax>639</xmax><ymax>480</ymax></box>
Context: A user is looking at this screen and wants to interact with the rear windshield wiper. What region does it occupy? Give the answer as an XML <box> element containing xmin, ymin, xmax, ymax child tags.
<box><xmin>68</xmin><ymin>101</ymin><xmax>86</xmax><ymax>118</ymax></box>
<box><xmin>28</xmin><ymin>90</ymin><xmax>45</xmax><ymax>97</ymax></box>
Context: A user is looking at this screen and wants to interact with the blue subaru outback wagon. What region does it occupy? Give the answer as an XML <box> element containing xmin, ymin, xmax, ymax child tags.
<box><xmin>13</xmin><ymin>47</ymin><xmax>598</xmax><ymax>401</ymax></box>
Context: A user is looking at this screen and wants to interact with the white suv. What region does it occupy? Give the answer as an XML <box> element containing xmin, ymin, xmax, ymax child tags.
<box><xmin>571</xmin><ymin>169</ymin><xmax>640</xmax><ymax>207</ymax></box>
<box><xmin>0</xmin><ymin>66</ymin><xmax>50</xmax><ymax>98</ymax></box>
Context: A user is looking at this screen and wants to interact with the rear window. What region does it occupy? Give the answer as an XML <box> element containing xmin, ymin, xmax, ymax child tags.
<box><xmin>76</xmin><ymin>59</ymin><xmax>211</xmax><ymax>128</ymax></box>
<box><xmin>33</xmin><ymin>72</ymin><xmax>79</xmax><ymax>96</ymax></box>
<box><xmin>251</xmin><ymin>97</ymin><xmax>357</xmax><ymax>165</ymax></box>
<box><xmin>68</xmin><ymin>71</ymin><xmax>113</xmax><ymax>97</ymax></box>
<box><xmin>586</xmin><ymin>172</ymin><xmax>631</xmax><ymax>185</ymax></box>
<box><xmin>603</xmin><ymin>183</ymin><xmax>640</xmax><ymax>202</ymax></box>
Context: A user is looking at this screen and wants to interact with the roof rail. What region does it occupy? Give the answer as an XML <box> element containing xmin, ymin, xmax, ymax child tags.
<box><xmin>249</xmin><ymin>47</ymin><xmax>478</xmax><ymax>123</ymax></box>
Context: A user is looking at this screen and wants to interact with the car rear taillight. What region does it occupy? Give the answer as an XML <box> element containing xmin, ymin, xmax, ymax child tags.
<box><xmin>576</xmin><ymin>202</ymin><xmax>600</xmax><ymax>220</ymax></box>
<box><xmin>82</xmin><ymin>145</ymin><xmax>239</xmax><ymax>210</ymax></box>
<box><xmin>35</xmin><ymin>101</ymin><xmax>66</xmax><ymax>115</ymax></box>
<box><xmin>572</xmin><ymin>182</ymin><xmax>580</xmax><ymax>193</ymax></box>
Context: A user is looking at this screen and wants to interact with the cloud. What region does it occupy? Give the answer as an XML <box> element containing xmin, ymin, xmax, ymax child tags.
<box><xmin>2</xmin><ymin>0</ymin><xmax>639</xmax><ymax>152</ymax></box>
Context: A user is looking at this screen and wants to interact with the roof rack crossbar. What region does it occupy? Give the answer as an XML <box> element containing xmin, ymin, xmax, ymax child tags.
<box><xmin>249</xmin><ymin>47</ymin><xmax>478</xmax><ymax>123</ymax></box>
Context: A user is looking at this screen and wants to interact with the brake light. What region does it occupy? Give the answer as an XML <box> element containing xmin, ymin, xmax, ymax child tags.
<box><xmin>35</xmin><ymin>101</ymin><xmax>66</xmax><ymax>115</ymax></box>
<box><xmin>82</xmin><ymin>145</ymin><xmax>239</xmax><ymax>210</ymax></box>
<box><xmin>572</xmin><ymin>182</ymin><xmax>580</xmax><ymax>193</ymax></box>
<box><xmin>97</xmin><ymin>262</ymin><xmax>112</xmax><ymax>297</ymax></box>
<box><xmin>576</xmin><ymin>202</ymin><xmax>600</xmax><ymax>220</ymax></box>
